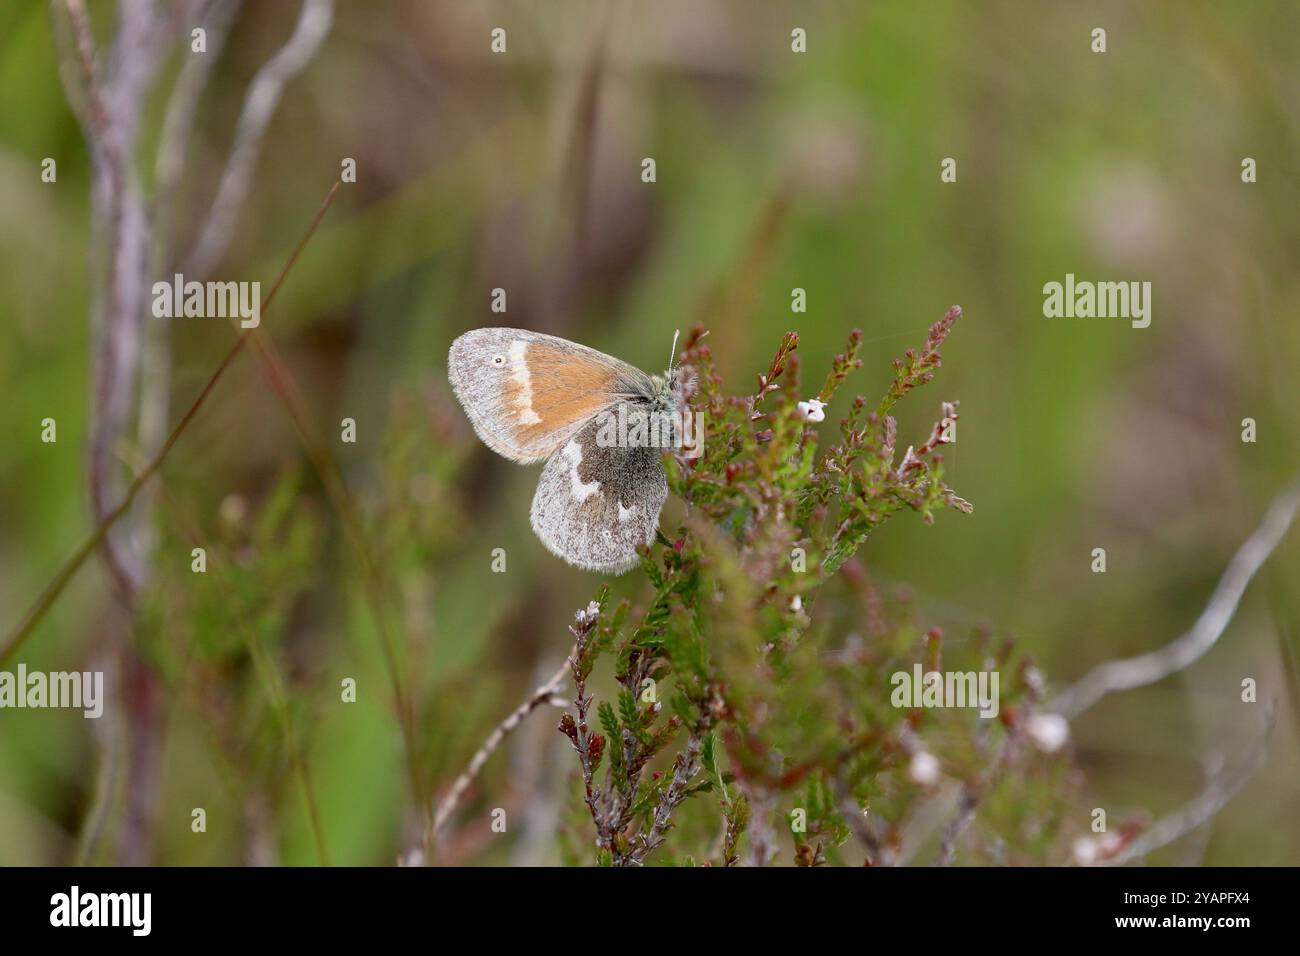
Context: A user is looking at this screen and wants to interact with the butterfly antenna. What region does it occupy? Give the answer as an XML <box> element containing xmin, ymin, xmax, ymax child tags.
<box><xmin>668</xmin><ymin>328</ymin><xmax>681</xmax><ymax>370</ymax></box>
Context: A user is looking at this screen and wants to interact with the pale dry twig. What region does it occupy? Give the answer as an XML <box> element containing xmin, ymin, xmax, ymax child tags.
<box><xmin>1051</xmin><ymin>482</ymin><xmax>1300</xmax><ymax>719</ymax></box>
<box><xmin>186</xmin><ymin>0</ymin><xmax>334</xmax><ymax>277</ymax></box>
<box><xmin>430</xmin><ymin>649</ymin><xmax>575</xmax><ymax>842</ymax></box>
<box><xmin>1104</xmin><ymin>702</ymin><xmax>1276</xmax><ymax>866</ymax></box>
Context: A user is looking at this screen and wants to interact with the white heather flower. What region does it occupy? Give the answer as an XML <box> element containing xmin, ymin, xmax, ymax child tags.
<box><xmin>796</xmin><ymin>399</ymin><xmax>827</xmax><ymax>422</ymax></box>
<box><xmin>790</xmin><ymin>595</ymin><xmax>802</xmax><ymax>612</ymax></box>
<box><xmin>1026</xmin><ymin>713</ymin><xmax>1070</xmax><ymax>753</ymax></box>
<box><xmin>908</xmin><ymin>750</ymin><xmax>941</xmax><ymax>786</ymax></box>
<box><xmin>1072</xmin><ymin>836</ymin><xmax>1099</xmax><ymax>866</ymax></box>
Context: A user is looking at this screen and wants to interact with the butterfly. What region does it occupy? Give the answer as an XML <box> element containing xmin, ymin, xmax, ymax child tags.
<box><xmin>448</xmin><ymin>328</ymin><xmax>692</xmax><ymax>574</ymax></box>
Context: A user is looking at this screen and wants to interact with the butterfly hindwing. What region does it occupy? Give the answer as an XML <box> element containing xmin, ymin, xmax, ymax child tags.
<box><xmin>448</xmin><ymin>328</ymin><xmax>653</xmax><ymax>463</ymax></box>
<box><xmin>529</xmin><ymin>413</ymin><xmax>667</xmax><ymax>574</ymax></box>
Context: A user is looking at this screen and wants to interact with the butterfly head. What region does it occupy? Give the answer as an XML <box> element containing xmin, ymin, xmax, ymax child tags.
<box><xmin>627</xmin><ymin>331</ymin><xmax>700</xmax><ymax>453</ymax></box>
<box><xmin>652</xmin><ymin>328</ymin><xmax>693</xmax><ymax>410</ymax></box>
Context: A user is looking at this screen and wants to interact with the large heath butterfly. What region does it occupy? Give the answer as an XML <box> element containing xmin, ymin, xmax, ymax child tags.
<box><xmin>448</xmin><ymin>328</ymin><xmax>693</xmax><ymax>574</ymax></box>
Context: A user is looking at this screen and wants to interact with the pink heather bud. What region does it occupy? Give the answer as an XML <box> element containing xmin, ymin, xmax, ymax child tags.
<box><xmin>557</xmin><ymin>714</ymin><xmax>578</xmax><ymax>743</ymax></box>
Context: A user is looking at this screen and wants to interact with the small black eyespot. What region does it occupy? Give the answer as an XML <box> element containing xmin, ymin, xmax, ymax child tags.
<box><xmin>492</xmin><ymin>354</ymin><xmax>505</xmax><ymax>366</ymax></box>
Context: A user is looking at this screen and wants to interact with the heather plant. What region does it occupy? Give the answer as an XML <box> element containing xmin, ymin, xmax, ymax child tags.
<box><xmin>549</xmin><ymin>308</ymin><xmax>1078</xmax><ymax>866</ymax></box>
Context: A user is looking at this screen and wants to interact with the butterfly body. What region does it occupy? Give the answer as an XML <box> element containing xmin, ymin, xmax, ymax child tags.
<box><xmin>448</xmin><ymin>328</ymin><xmax>682</xmax><ymax>574</ymax></box>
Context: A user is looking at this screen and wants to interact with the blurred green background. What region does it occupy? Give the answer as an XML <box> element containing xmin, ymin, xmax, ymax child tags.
<box><xmin>1</xmin><ymin>0</ymin><xmax>1297</xmax><ymax>865</ymax></box>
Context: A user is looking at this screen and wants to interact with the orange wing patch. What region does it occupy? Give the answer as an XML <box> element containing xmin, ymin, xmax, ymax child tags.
<box><xmin>506</xmin><ymin>339</ymin><xmax>620</xmax><ymax>446</ymax></box>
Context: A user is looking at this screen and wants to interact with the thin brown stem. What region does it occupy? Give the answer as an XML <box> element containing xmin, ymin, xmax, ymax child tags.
<box><xmin>0</xmin><ymin>182</ymin><xmax>341</xmax><ymax>668</ymax></box>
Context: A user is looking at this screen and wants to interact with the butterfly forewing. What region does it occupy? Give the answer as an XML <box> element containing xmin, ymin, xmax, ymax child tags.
<box><xmin>529</xmin><ymin>415</ymin><xmax>667</xmax><ymax>573</ymax></box>
<box><xmin>448</xmin><ymin>328</ymin><xmax>652</xmax><ymax>463</ymax></box>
